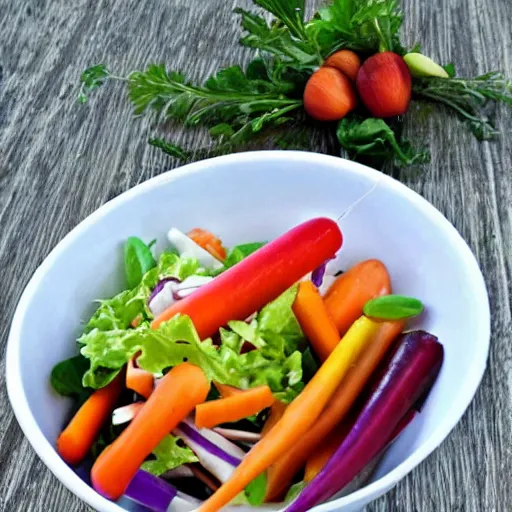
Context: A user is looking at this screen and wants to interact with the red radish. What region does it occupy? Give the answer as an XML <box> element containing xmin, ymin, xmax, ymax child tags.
<box><xmin>324</xmin><ymin>50</ymin><xmax>361</xmax><ymax>82</ymax></box>
<box><xmin>356</xmin><ymin>52</ymin><xmax>412</xmax><ymax>117</ymax></box>
<box><xmin>304</xmin><ymin>68</ymin><xmax>357</xmax><ymax>122</ymax></box>
<box><xmin>152</xmin><ymin>218</ymin><xmax>343</xmax><ymax>338</ymax></box>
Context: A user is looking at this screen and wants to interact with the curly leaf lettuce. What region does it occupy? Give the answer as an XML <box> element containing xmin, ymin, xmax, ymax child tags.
<box><xmin>80</xmin><ymin>285</ymin><xmax>306</xmax><ymax>402</ymax></box>
<box><xmin>141</xmin><ymin>435</ymin><xmax>198</xmax><ymax>476</ymax></box>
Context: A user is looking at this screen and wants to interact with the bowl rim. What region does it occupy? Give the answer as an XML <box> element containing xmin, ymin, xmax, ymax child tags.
<box><xmin>6</xmin><ymin>150</ymin><xmax>491</xmax><ymax>512</ymax></box>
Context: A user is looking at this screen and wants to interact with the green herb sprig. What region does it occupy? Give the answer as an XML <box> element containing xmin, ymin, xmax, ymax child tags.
<box><xmin>78</xmin><ymin>0</ymin><xmax>512</xmax><ymax>170</ymax></box>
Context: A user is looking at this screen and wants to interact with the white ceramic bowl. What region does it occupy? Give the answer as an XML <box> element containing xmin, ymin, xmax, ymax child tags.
<box><xmin>7</xmin><ymin>151</ymin><xmax>490</xmax><ymax>512</ymax></box>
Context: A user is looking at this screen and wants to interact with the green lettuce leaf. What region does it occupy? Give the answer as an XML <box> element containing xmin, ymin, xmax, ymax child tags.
<box><xmin>257</xmin><ymin>285</ymin><xmax>305</xmax><ymax>355</ymax></box>
<box><xmin>50</xmin><ymin>354</ymin><xmax>92</xmax><ymax>402</ymax></box>
<box><xmin>223</xmin><ymin>242</ymin><xmax>266</xmax><ymax>269</ymax></box>
<box><xmin>80</xmin><ymin>315</ymin><xmax>230</xmax><ymax>388</ymax></box>
<box><xmin>124</xmin><ymin>237</ymin><xmax>157</xmax><ymax>289</ymax></box>
<box><xmin>84</xmin><ymin>252</ymin><xmax>202</xmax><ymax>335</ymax></box>
<box><xmin>141</xmin><ymin>435</ymin><xmax>198</xmax><ymax>476</ymax></box>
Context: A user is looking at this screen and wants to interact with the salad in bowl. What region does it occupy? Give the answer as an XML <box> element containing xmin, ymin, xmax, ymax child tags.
<box><xmin>51</xmin><ymin>216</ymin><xmax>443</xmax><ymax>512</ymax></box>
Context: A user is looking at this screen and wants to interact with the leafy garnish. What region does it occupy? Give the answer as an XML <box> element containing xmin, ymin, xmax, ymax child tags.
<box><xmin>77</xmin><ymin>0</ymin><xmax>512</xmax><ymax>169</ymax></box>
<box><xmin>307</xmin><ymin>0</ymin><xmax>405</xmax><ymax>55</ymax></box>
<box><xmin>285</xmin><ymin>481</ymin><xmax>308</xmax><ymax>502</ymax></box>
<box><xmin>78</xmin><ymin>65</ymin><xmax>111</xmax><ymax>104</ymax></box>
<box><xmin>413</xmin><ymin>72</ymin><xmax>512</xmax><ymax>139</ymax></box>
<box><xmin>235</xmin><ymin>8</ymin><xmax>319</xmax><ymax>72</ymax></box>
<box><xmin>124</xmin><ymin>237</ymin><xmax>156</xmax><ymax>289</ymax></box>
<box><xmin>128</xmin><ymin>63</ymin><xmax>302</xmax><ymax>148</ymax></box>
<box><xmin>148</xmin><ymin>138</ymin><xmax>191</xmax><ymax>160</ymax></box>
<box><xmin>223</xmin><ymin>242</ymin><xmax>266</xmax><ymax>269</ymax></box>
<box><xmin>363</xmin><ymin>294</ymin><xmax>424</xmax><ymax>320</ymax></box>
<box><xmin>50</xmin><ymin>354</ymin><xmax>91</xmax><ymax>402</ymax></box>
<box><xmin>337</xmin><ymin>116</ymin><xmax>429</xmax><ymax>166</ymax></box>
<box><xmin>141</xmin><ymin>435</ymin><xmax>198</xmax><ymax>476</ymax></box>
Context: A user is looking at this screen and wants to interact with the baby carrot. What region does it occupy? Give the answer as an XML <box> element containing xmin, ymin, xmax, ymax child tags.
<box><xmin>196</xmin><ymin>386</ymin><xmax>275</xmax><ymax>429</ymax></box>
<box><xmin>324</xmin><ymin>259</ymin><xmax>391</xmax><ymax>336</ymax></box>
<box><xmin>91</xmin><ymin>363</ymin><xmax>209</xmax><ymax>500</ymax></box>
<box><xmin>57</xmin><ymin>371</ymin><xmax>125</xmax><ymax>466</ymax></box>
<box><xmin>293</xmin><ymin>281</ymin><xmax>341</xmax><ymax>361</ymax></box>
<box><xmin>197</xmin><ymin>317</ymin><xmax>380</xmax><ymax>512</ymax></box>
<box><xmin>304</xmin><ymin>423</ymin><xmax>351</xmax><ymax>482</ymax></box>
<box><xmin>265</xmin><ymin>320</ymin><xmax>404</xmax><ymax>501</ymax></box>
<box><xmin>213</xmin><ymin>381</ymin><xmax>243</xmax><ymax>398</ymax></box>
<box><xmin>261</xmin><ymin>401</ymin><xmax>288</xmax><ymax>438</ymax></box>
<box><xmin>126</xmin><ymin>354</ymin><xmax>154</xmax><ymax>399</ymax></box>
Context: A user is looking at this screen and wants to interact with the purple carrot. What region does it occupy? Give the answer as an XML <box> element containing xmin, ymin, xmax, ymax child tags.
<box><xmin>287</xmin><ymin>330</ymin><xmax>443</xmax><ymax>512</ymax></box>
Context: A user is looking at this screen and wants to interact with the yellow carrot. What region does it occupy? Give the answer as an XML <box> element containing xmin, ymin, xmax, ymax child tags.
<box><xmin>57</xmin><ymin>371</ymin><xmax>124</xmax><ymax>466</ymax></box>
<box><xmin>293</xmin><ymin>281</ymin><xmax>341</xmax><ymax>361</ymax></box>
<box><xmin>91</xmin><ymin>363</ymin><xmax>209</xmax><ymax>500</ymax></box>
<box><xmin>197</xmin><ymin>317</ymin><xmax>380</xmax><ymax>512</ymax></box>
<box><xmin>196</xmin><ymin>386</ymin><xmax>275</xmax><ymax>429</ymax></box>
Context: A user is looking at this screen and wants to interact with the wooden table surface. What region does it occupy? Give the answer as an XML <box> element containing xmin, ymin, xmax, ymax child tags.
<box><xmin>1</xmin><ymin>0</ymin><xmax>511</xmax><ymax>511</ymax></box>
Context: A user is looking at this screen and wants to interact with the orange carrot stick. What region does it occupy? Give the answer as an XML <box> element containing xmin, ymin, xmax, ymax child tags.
<box><xmin>57</xmin><ymin>371</ymin><xmax>125</xmax><ymax>466</ymax></box>
<box><xmin>304</xmin><ymin>423</ymin><xmax>351</xmax><ymax>482</ymax></box>
<box><xmin>187</xmin><ymin>228</ymin><xmax>227</xmax><ymax>261</ymax></box>
<box><xmin>213</xmin><ymin>381</ymin><xmax>243</xmax><ymax>398</ymax></box>
<box><xmin>265</xmin><ymin>320</ymin><xmax>404</xmax><ymax>501</ymax></box>
<box><xmin>293</xmin><ymin>281</ymin><xmax>341</xmax><ymax>361</ymax></box>
<box><xmin>261</xmin><ymin>401</ymin><xmax>287</xmax><ymax>438</ymax></box>
<box><xmin>324</xmin><ymin>259</ymin><xmax>391</xmax><ymax>336</ymax></box>
<box><xmin>126</xmin><ymin>354</ymin><xmax>154</xmax><ymax>399</ymax></box>
<box><xmin>91</xmin><ymin>363</ymin><xmax>209</xmax><ymax>500</ymax></box>
<box><xmin>197</xmin><ymin>317</ymin><xmax>380</xmax><ymax>512</ymax></box>
<box><xmin>196</xmin><ymin>386</ymin><xmax>275</xmax><ymax>429</ymax></box>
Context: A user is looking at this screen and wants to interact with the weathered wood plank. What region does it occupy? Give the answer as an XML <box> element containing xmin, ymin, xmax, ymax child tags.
<box><xmin>0</xmin><ymin>0</ymin><xmax>510</xmax><ymax>511</ymax></box>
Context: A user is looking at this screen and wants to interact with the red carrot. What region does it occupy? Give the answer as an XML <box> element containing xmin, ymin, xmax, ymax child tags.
<box><xmin>152</xmin><ymin>218</ymin><xmax>343</xmax><ymax>338</ymax></box>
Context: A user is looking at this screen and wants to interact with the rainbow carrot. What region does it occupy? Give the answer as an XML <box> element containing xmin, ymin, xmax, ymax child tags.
<box><xmin>197</xmin><ymin>317</ymin><xmax>380</xmax><ymax>512</ymax></box>
<box><xmin>324</xmin><ymin>259</ymin><xmax>391</xmax><ymax>336</ymax></box>
<box><xmin>304</xmin><ymin>424</ymin><xmax>351</xmax><ymax>482</ymax></box>
<box><xmin>152</xmin><ymin>218</ymin><xmax>343</xmax><ymax>336</ymax></box>
<box><xmin>195</xmin><ymin>386</ymin><xmax>275</xmax><ymax>429</ymax></box>
<box><xmin>292</xmin><ymin>281</ymin><xmax>341</xmax><ymax>361</ymax></box>
<box><xmin>91</xmin><ymin>363</ymin><xmax>209</xmax><ymax>500</ymax></box>
<box><xmin>265</xmin><ymin>320</ymin><xmax>404</xmax><ymax>501</ymax></box>
<box><xmin>57</xmin><ymin>371</ymin><xmax>125</xmax><ymax>466</ymax></box>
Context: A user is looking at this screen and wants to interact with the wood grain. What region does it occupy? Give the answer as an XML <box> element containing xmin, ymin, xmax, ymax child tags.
<box><xmin>0</xmin><ymin>0</ymin><xmax>511</xmax><ymax>511</ymax></box>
